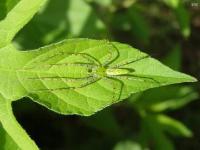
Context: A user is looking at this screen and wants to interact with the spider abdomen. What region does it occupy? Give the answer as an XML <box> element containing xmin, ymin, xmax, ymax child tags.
<box><xmin>106</xmin><ymin>68</ymin><xmax>134</xmax><ymax>76</ymax></box>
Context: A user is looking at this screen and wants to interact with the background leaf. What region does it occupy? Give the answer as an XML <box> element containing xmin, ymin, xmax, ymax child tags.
<box><xmin>139</xmin><ymin>114</ymin><xmax>175</xmax><ymax>150</ymax></box>
<box><xmin>0</xmin><ymin>0</ymin><xmax>20</xmax><ymax>21</ymax></box>
<box><xmin>0</xmin><ymin>124</ymin><xmax>21</xmax><ymax>150</ymax></box>
<box><xmin>0</xmin><ymin>0</ymin><xmax>47</xmax><ymax>48</ymax></box>
<box><xmin>133</xmin><ymin>86</ymin><xmax>198</xmax><ymax>112</ymax></box>
<box><xmin>114</xmin><ymin>140</ymin><xmax>142</xmax><ymax>150</ymax></box>
<box><xmin>163</xmin><ymin>0</ymin><xmax>190</xmax><ymax>38</ymax></box>
<box><xmin>156</xmin><ymin>114</ymin><xmax>193</xmax><ymax>137</ymax></box>
<box><xmin>14</xmin><ymin>0</ymin><xmax>107</xmax><ymax>50</ymax></box>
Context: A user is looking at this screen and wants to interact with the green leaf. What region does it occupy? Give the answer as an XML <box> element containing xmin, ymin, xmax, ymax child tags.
<box><xmin>127</xmin><ymin>5</ymin><xmax>150</xmax><ymax>44</ymax></box>
<box><xmin>163</xmin><ymin>0</ymin><xmax>180</xmax><ymax>8</ymax></box>
<box><xmin>162</xmin><ymin>44</ymin><xmax>182</xmax><ymax>71</ymax></box>
<box><xmin>114</xmin><ymin>140</ymin><xmax>142</xmax><ymax>150</ymax></box>
<box><xmin>138</xmin><ymin>114</ymin><xmax>192</xmax><ymax>149</ymax></box>
<box><xmin>87</xmin><ymin>0</ymin><xmax>112</xmax><ymax>6</ymax></box>
<box><xmin>134</xmin><ymin>86</ymin><xmax>198</xmax><ymax>112</ymax></box>
<box><xmin>0</xmin><ymin>0</ymin><xmax>20</xmax><ymax>21</ymax></box>
<box><xmin>175</xmin><ymin>3</ymin><xmax>190</xmax><ymax>38</ymax></box>
<box><xmin>131</xmin><ymin>44</ymin><xmax>198</xmax><ymax>112</ymax></box>
<box><xmin>156</xmin><ymin>114</ymin><xmax>193</xmax><ymax>137</ymax></box>
<box><xmin>82</xmin><ymin>108</ymin><xmax>122</xmax><ymax>138</ymax></box>
<box><xmin>139</xmin><ymin>115</ymin><xmax>175</xmax><ymax>150</ymax></box>
<box><xmin>0</xmin><ymin>94</ymin><xmax>39</xmax><ymax>150</ymax></box>
<box><xmin>0</xmin><ymin>0</ymin><xmax>7</xmax><ymax>20</ymax></box>
<box><xmin>14</xmin><ymin>0</ymin><xmax>107</xmax><ymax>49</ymax></box>
<box><xmin>163</xmin><ymin>0</ymin><xmax>190</xmax><ymax>38</ymax></box>
<box><xmin>0</xmin><ymin>39</ymin><xmax>197</xmax><ymax>116</ymax></box>
<box><xmin>112</xmin><ymin>4</ymin><xmax>150</xmax><ymax>44</ymax></box>
<box><xmin>68</xmin><ymin>0</ymin><xmax>106</xmax><ymax>37</ymax></box>
<box><xmin>0</xmin><ymin>0</ymin><xmax>47</xmax><ymax>48</ymax></box>
<box><xmin>6</xmin><ymin>0</ymin><xmax>20</xmax><ymax>13</ymax></box>
<box><xmin>0</xmin><ymin>123</ymin><xmax>21</xmax><ymax>150</ymax></box>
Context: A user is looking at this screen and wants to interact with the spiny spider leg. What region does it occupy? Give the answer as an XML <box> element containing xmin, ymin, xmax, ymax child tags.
<box><xmin>46</xmin><ymin>62</ymin><xmax>97</xmax><ymax>67</ymax></box>
<box><xmin>27</xmin><ymin>76</ymin><xmax>94</xmax><ymax>81</ymax></box>
<box><xmin>105</xmin><ymin>76</ymin><xmax>124</xmax><ymax>102</ymax></box>
<box><xmin>28</xmin><ymin>52</ymin><xmax>101</xmax><ymax>70</ymax></box>
<box><xmin>34</xmin><ymin>77</ymin><xmax>101</xmax><ymax>92</ymax></box>
<box><xmin>111</xmin><ymin>55</ymin><xmax>149</xmax><ymax>68</ymax></box>
<box><xmin>54</xmin><ymin>52</ymin><xmax>101</xmax><ymax>66</ymax></box>
<box><xmin>24</xmin><ymin>62</ymin><xmax>97</xmax><ymax>70</ymax></box>
<box><xmin>45</xmin><ymin>52</ymin><xmax>101</xmax><ymax>65</ymax></box>
<box><xmin>37</xmin><ymin>51</ymin><xmax>93</xmax><ymax>63</ymax></box>
<box><xmin>46</xmin><ymin>52</ymin><xmax>101</xmax><ymax>69</ymax></box>
<box><xmin>39</xmin><ymin>52</ymin><xmax>63</xmax><ymax>63</ymax></box>
<box><xmin>72</xmin><ymin>52</ymin><xmax>101</xmax><ymax>66</ymax></box>
<box><xmin>102</xmin><ymin>42</ymin><xmax>120</xmax><ymax>67</ymax></box>
<box><xmin>112</xmin><ymin>74</ymin><xmax>160</xmax><ymax>84</ymax></box>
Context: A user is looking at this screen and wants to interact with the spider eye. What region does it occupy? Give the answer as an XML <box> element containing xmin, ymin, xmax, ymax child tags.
<box><xmin>88</xmin><ymin>68</ymin><xmax>92</xmax><ymax>73</ymax></box>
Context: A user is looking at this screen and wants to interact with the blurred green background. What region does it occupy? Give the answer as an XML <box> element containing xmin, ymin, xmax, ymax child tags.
<box><xmin>1</xmin><ymin>0</ymin><xmax>200</xmax><ymax>149</ymax></box>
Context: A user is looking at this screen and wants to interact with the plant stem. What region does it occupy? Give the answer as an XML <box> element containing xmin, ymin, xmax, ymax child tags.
<box><xmin>0</xmin><ymin>95</ymin><xmax>39</xmax><ymax>150</ymax></box>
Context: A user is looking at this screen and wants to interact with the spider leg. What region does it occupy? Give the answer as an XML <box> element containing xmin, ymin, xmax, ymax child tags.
<box><xmin>111</xmin><ymin>55</ymin><xmax>149</xmax><ymax>68</ymax></box>
<box><xmin>43</xmin><ymin>52</ymin><xmax>102</xmax><ymax>70</ymax></box>
<box><xmin>102</xmin><ymin>41</ymin><xmax>120</xmax><ymax>66</ymax></box>
<box><xmin>27</xmin><ymin>76</ymin><xmax>94</xmax><ymax>81</ymax></box>
<box><xmin>23</xmin><ymin>62</ymin><xmax>97</xmax><ymax>70</ymax></box>
<box><xmin>24</xmin><ymin>52</ymin><xmax>101</xmax><ymax>69</ymax></box>
<box><xmin>33</xmin><ymin>76</ymin><xmax>101</xmax><ymax>92</ymax></box>
<box><xmin>44</xmin><ymin>62</ymin><xmax>97</xmax><ymax>68</ymax></box>
<box><xmin>42</xmin><ymin>52</ymin><xmax>101</xmax><ymax>66</ymax></box>
<box><xmin>104</xmin><ymin>76</ymin><xmax>124</xmax><ymax>102</ymax></box>
<box><xmin>69</xmin><ymin>52</ymin><xmax>101</xmax><ymax>66</ymax></box>
<box><xmin>112</xmin><ymin>74</ymin><xmax>160</xmax><ymax>85</ymax></box>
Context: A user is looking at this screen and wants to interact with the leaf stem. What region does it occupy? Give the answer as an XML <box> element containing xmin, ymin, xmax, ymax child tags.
<box><xmin>0</xmin><ymin>95</ymin><xmax>39</xmax><ymax>150</ymax></box>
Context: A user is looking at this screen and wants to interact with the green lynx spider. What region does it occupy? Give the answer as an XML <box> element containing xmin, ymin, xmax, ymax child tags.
<box><xmin>28</xmin><ymin>42</ymin><xmax>158</xmax><ymax>100</ymax></box>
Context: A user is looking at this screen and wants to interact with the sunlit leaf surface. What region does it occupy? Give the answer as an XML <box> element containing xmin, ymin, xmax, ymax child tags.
<box><xmin>0</xmin><ymin>39</ymin><xmax>196</xmax><ymax>116</ymax></box>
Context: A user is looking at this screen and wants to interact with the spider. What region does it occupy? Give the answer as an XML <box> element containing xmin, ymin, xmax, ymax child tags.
<box><xmin>27</xmin><ymin>41</ymin><xmax>158</xmax><ymax>101</ymax></box>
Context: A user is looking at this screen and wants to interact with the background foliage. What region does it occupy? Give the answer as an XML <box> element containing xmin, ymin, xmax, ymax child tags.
<box><xmin>0</xmin><ymin>0</ymin><xmax>199</xmax><ymax>149</ymax></box>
